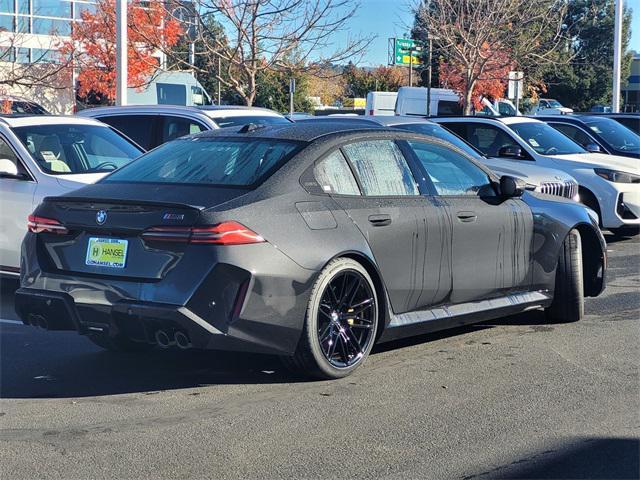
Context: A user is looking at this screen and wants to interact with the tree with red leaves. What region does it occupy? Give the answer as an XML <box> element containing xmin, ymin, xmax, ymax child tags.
<box><xmin>439</xmin><ymin>43</ymin><xmax>512</xmax><ymax>114</ymax></box>
<box><xmin>61</xmin><ymin>0</ymin><xmax>182</xmax><ymax>103</ymax></box>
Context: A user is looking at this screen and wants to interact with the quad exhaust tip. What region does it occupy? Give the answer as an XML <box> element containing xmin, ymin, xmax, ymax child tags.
<box><xmin>174</xmin><ymin>331</ymin><xmax>191</xmax><ymax>349</ymax></box>
<box><xmin>155</xmin><ymin>330</ymin><xmax>191</xmax><ymax>349</ymax></box>
<box><xmin>155</xmin><ymin>330</ymin><xmax>172</xmax><ymax>348</ymax></box>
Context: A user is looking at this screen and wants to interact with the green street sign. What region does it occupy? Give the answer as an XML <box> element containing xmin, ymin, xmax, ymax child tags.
<box><xmin>390</xmin><ymin>38</ymin><xmax>422</xmax><ymax>66</ymax></box>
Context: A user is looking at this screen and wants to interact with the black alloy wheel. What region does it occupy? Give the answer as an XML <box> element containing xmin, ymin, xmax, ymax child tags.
<box><xmin>284</xmin><ymin>258</ymin><xmax>379</xmax><ymax>379</ymax></box>
<box><xmin>317</xmin><ymin>270</ymin><xmax>376</xmax><ymax>368</ymax></box>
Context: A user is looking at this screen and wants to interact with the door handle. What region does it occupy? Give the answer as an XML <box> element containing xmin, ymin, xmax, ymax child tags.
<box><xmin>456</xmin><ymin>211</ymin><xmax>477</xmax><ymax>223</ymax></box>
<box><xmin>368</xmin><ymin>214</ymin><xmax>392</xmax><ymax>226</ymax></box>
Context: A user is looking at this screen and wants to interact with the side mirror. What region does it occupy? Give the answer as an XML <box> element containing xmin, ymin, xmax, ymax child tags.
<box><xmin>500</xmin><ymin>175</ymin><xmax>525</xmax><ymax>198</ymax></box>
<box><xmin>497</xmin><ymin>146</ymin><xmax>523</xmax><ymax>158</ymax></box>
<box><xmin>585</xmin><ymin>143</ymin><xmax>601</xmax><ymax>153</ymax></box>
<box><xmin>0</xmin><ymin>158</ymin><xmax>20</xmax><ymax>178</ymax></box>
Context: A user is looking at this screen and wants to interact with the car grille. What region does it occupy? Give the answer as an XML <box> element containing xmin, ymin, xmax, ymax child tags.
<box><xmin>537</xmin><ymin>181</ymin><xmax>578</xmax><ymax>199</ymax></box>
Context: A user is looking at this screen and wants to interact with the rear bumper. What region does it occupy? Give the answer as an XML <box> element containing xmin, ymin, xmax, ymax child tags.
<box><xmin>17</xmin><ymin>243</ymin><xmax>319</xmax><ymax>355</ymax></box>
<box><xmin>15</xmin><ymin>288</ymin><xmax>248</xmax><ymax>351</ymax></box>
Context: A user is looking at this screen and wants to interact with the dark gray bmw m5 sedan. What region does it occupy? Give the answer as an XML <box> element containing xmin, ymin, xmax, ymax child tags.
<box><xmin>16</xmin><ymin>122</ymin><xmax>606</xmax><ymax>379</ymax></box>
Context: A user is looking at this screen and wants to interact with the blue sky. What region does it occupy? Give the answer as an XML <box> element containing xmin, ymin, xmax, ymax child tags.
<box><xmin>336</xmin><ymin>0</ymin><xmax>640</xmax><ymax>66</ymax></box>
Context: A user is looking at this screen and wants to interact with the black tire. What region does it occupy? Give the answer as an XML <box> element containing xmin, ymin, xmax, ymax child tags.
<box><xmin>545</xmin><ymin>229</ymin><xmax>584</xmax><ymax>323</ymax></box>
<box><xmin>88</xmin><ymin>334</ymin><xmax>154</xmax><ymax>352</ymax></box>
<box><xmin>283</xmin><ymin>257</ymin><xmax>379</xmax><ymax>380</ymax></box>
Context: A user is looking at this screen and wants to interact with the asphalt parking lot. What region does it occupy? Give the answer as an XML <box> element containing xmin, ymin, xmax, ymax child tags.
<box><xmin>0</xmin><ymin>232</ymin><xmax>638</xmax><ymax>479</ymax></box>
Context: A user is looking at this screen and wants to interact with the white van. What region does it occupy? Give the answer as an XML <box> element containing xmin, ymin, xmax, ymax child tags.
<box><xmin>394</xmin><ymin>87</ymin><xmax>463</xmax><ymax>116</ymax></box>
<box><xmin>127</xmin><ymin>71</ymin><xmax>212</xmax><ymax>107</ymax></box>
<box><xmin>365</xmin><ymin>91</ymin><xmax>398</xmax><ymax>116</ymax></box>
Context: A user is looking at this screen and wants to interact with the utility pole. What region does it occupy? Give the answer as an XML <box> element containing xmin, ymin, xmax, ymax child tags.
<box><xmin>612</xmin><ymin>0</ymin><xmax>623</xmax><ymax>113</ymax></box>
<box><xmin>115</xmin><ymin>0</ymin><xmax>127</xmax><ymax>106</ymax></box>
<box><xmin>217</xmin><ymin>56</ymin><xmax>221</xmax><ymax>105</ymax></box>
<box><xmin>426</xmin><ymin>38</ymin><xmax>432</xmax><ymax>116</ymax></box>
<box><xmin>409</xmin><ymin>47</ymin><xmax>413</xmax><ymax>87</ymax></box>
<box><xmin>289</xmin><ymin>77</ymin><xmax>295</xmax><ymax>116</ymax></box>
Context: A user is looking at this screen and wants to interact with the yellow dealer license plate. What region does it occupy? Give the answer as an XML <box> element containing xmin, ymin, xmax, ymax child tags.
<box><xmin>85</xmin><ymin>237</ymin><xmax>128</xmax><ymax>268</ymax></box>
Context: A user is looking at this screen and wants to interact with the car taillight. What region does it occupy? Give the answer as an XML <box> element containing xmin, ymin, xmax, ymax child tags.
<box><xmin>27</xmin><ymin>215</ymin><xmax>69</xmax><ymax>234</ymax></box>
<box><xmin>141</xmin><ymin>221</ymin><xmax>265</xmax><ymax>245</ymax></box>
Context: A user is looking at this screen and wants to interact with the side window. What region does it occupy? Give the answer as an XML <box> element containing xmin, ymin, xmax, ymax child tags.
<box><xmin>0</xmin><ymin>136</ymin><xmax>28</xmax><ymax>177</ymax></box>
<box><xmin>466</xmin><ymin>124</ymin><xmax>519</xmax><ymax>157</ymax></box>
<box><xmin>551</xmin><ymin>124</ymin><xmax>592</xmax><ymax>148</ymax></box>
<box><xmin>342</xmin><ymin>140</ymin><xmax>418</xmax><ymax>196</ymax></box>
<box><xmin>437</xmin><ymin>100</ymin><xmax>463</xmax><ymax>115</ymax></box>
<box><xmin>99</xmin><ymin>115</ymin><xmax>154</xmax><ymax>150</ymax></box>
<box><xmin>314</xmin><ymin>150</ymin><xmax>360</xmax><ymax>195</ymax></box>
<box><xmin>408</xmin><ymin>141</ymin><xmax>492</xmax><ymax>196</ymax></box>
<box><xmin>156</xmin><ymin>83</ymin><xmax>187</xmax><ymax>105</ymax></box>
<box><xmin>161</xmin><ymin>116</ymin><xmax>206</xmax><ymax>143</ymax></box>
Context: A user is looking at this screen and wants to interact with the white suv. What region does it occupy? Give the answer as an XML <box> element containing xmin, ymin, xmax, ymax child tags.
<box><xmin>433</xmin><ymin>116</ymin><xmax>639</xmax><ymax>235</ymax></box>
<box><xmin>0</xmin><ymin>115</ymin><xmax>143</xmax><ymax>276</ymax></box>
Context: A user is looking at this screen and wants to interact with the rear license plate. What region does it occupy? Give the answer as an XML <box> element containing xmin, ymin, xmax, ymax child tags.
<box><xmin>85</xmin><ymin>237</ymin><xmax>128</xmax><ymax>268</ymax></box>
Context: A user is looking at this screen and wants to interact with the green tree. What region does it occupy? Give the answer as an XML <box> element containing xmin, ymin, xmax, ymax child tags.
<box><xmin>543</xmin><ymin>0</ymin><xmax>633</xmax><ymax>111</ymax></box>
<box><xmin>254</xmin><ymin>69</ymin><xmax>314</xmax><ymax>113</ymax></box>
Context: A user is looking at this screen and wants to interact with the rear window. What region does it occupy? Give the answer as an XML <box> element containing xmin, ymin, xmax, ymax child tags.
<box><xmin>102</xmin><ymin>137</ymin><xmax>302</xmax><ymax>187</ymax></box>
<box><xmin>211</xmin><ymin>115</ymin><xmax>291</xmax><ymax>129</ymax></box>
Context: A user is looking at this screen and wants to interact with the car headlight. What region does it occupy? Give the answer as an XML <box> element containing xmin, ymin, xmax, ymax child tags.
<box><xmin>594</xmin><ymin>168</ymin><xmax>640</xmax><ymax>184</ymax></box>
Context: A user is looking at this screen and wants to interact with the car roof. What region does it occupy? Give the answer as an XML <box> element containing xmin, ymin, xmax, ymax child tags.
<box><xmin>199</xmin><ymin>105</ymin><xmax>282</xmax><ymax>114</ymax></box>
<box><xmin>0</xmin><ymin>114</ymin><xmax>109</xmax><ymax>128</ymax></box>
<box><xmin>77</xmin><ymin>104</ymin><xmax>285</xmax><ymax>119</ymax></box>
<box><xmin>532</xmin><ymin>115</ymin><xmax>602</xmax><ymax>123</ymax></box>
<box><xmin>184</xmin><ymin>120</ymin><xmax>399</xmax><ymax>142</ymax></box>
<box><xmin>77</xmin><ymin>104</ymin><xmax>209</xmax><ymax>116</ymax></box>
<box><xmin>577</xmin><ymin>112</ymin><xmax>640</xmax><ymax>118</ymax></box>
<box><xmin>432</xmin><ymin>115</ymin><xmax>542</xmax><ymax>125</ymax></box>
<box><xmin>299</xmin><ymin>115</ymin><xmax>434</xmax><ymax>127</ymax></box>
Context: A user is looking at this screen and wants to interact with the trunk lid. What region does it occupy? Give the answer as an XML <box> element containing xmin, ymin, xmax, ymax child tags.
<box><xmin>33</xmin><ymin>183</ymin><xmax>249</xmax><ymax>279</ymax></box>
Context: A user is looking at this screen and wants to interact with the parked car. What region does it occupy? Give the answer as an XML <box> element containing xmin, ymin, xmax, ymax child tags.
<box><xmin>432</xmin><ymin>116</ymin><xmax>640</xmax><ymax>236</ymax></box>
<box><xmin>78</xmin><ymin>105</ymin><xmax>291</xmax><ymax>150</ymax></box>
<box><xmin>300</xmin><ymin>115</ymin><xmax>579</xmax><ymax>200</ymax></box>
<box><xmin>0</xmin><ymin>115</ymin><xmax>144</xmax><ymax>276</ymax></box>
<box><xmin>581</xmin><ymin>113</ymin><xmax>640</xmax><ymax>135</ymax></box>
<box><xmin>0</xmin><ymin>96</ymin><xmax>49</xmax><ymax>114</ymax></box>
<box><xmin>365</xmin><ymin>91</ymin><xmax>397</xmax><ymax>116</ymax></box>
<box><xmin>533</xmin><ymin>99</ymin><xmax>573</xmax><ymax>115</ymax></box>
<box><xmin>535</xmin><ymin>114</ymin><xmax>640</xmax><ymax>159</ymax></box>
<box><xmin>15</xmin><ymin>122</ymin><xmax>606</xmax><ymax>379</ymax></box>
<box><xmin>590</xmin><ymin>105</ymin><xmax>612</xmax><ymax>113</ymax></box>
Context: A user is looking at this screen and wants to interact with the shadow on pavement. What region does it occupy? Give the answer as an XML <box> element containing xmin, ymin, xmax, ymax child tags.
<box><xmin>0</xmin><ymin>308</ymin><xmax>555</xmax><ymax>399</ymax></box>
<box><xmin>467</xmin><ymin>437</ymin><xmax>640</xmax><ymax>479</ymax></box>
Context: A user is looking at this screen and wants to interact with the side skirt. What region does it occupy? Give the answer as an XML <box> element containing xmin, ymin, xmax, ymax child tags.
<box><xmin>377</xmin><ymin>291</ymin><xmax>553</xmax><ymax>343</ymax></box>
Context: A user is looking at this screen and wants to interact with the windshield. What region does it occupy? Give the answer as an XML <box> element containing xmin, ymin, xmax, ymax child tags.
<box><xmin>509</xmin><ymin>122</ymin><xmax>586</xmax><ymax>155</ymax></box>
<box><xmin>547</xmin><ymin>100</ymin><xmax>562</xmax><ymax>108</ymax></box>
<box><xmin>12</xmin><ymin>124</ymin><xmax>142</xmax><ymax>175</ymax></box>
<box><xmin>393</xmin><ymin>123</ymin><xmax>484</xmax><ymax>160</ymax></box>
<box><xmin>102</xmin><ymin>137</ymin><xmax>302</xmax><ymax>187</ymax></box>
<box><xmin>209</xmin><ymin>115</ymin><xmax>291</xmax><ymax>129</ymax></box>
<box><xmin>586</xmin><ymin>118</ymin><xmax>640</xmax><ymax>152</ymax></box>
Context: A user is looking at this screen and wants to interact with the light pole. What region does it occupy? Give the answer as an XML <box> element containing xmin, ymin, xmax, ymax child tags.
<box><xmin>426</xmin><ymin>37</ymin><xmax>432</xmax><ymax>116</ymax></box>
<box><xmin>612</xmin><ymin>0</ymin><xmax>623</xmax><ymax>113</ymax></box>
<box><xmin>115</xmin><ymin>0</ymin><xmax>127</xmax><ymax>106</ymax></box>
<box><xmin>409</xmin><ymin>47</ymin><xmax>414</xmax><ymax>87</ymax></box>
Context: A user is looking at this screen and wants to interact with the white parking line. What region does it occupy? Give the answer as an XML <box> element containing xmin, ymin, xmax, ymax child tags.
<box><xmin>0</xmin><ymin>318</ymin><xmax>23</xmax><ymax>325</ymax></box>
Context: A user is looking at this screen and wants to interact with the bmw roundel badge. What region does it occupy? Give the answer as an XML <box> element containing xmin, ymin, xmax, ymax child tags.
<box><xmin>96</xmin><ymin>210</ymin><xmax>107</xmax><ymax>225</ymax></box>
